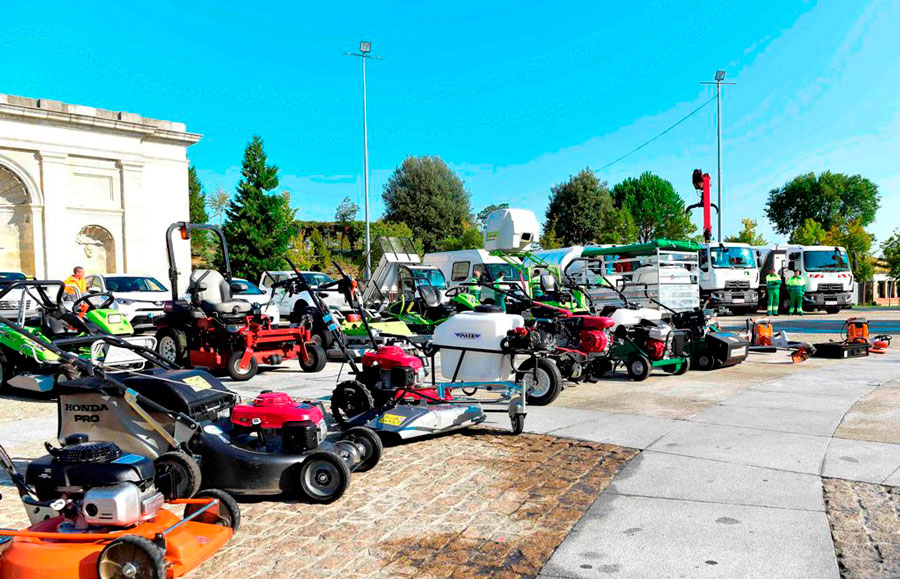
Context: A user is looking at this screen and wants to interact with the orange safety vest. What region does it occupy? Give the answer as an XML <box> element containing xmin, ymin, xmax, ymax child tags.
<box><xmin>64</xmin><ymin>275</ymin><xmax>86</xmax><ymax>296</ymax></box>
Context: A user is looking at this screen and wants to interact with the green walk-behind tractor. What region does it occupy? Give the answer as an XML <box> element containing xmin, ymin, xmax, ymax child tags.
<box><xmin>0</xmin><ymin>280</ymin><xmax>154</xmax><ymax>393</ymax></box>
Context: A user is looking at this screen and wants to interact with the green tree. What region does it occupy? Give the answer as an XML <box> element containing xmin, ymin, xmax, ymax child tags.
<box><xmin>790</xmin><ymin>218</ymin><xmax>828</xmax><ymax>245</ymax></box>
<box><xmin>382</xmin><ymin>156</ymin><xmax>472</xmax><ymax>252</ymax></box>
<box><xmin>334</xmin><ymin>197</ymin><xmax>359</xmax><ymax>250</ymax></box>
<box><xmin>612</xmin><ymin>172</ymin><xmax>695</xmax><ymax>242</ymax></box>
<box><xmin>544</xmin><ymin>168</ymin><xmax>637</xmax><ymax>246</ymax></box>
<box><xmin>209</xmin><ymin>187</ymin><xmax>230</xmax><ymax>226</ymax></box>
<box><xmin>435</xmin><ymin>225</ymin><xmax>484</xmax><ymax>252</ymax></box>
<box><xmin>765</xmin><ymin>171</ymin><xmax>880</xmax><ymax>235</ymax></box>
<box><xmin>308</xmin><ymin>228</ymin><xmax>333</xmax><ymax>271</ymax></box>
<box><xmin>223</xmin><ymin>135</ymin><xmax>297</xmax><ymax>281</ymax></box>
<box><xmin>725</xmin><ymin>218</ymin><xmax>768</xmax><ymax>246</ymax></box>
<box><xmin>823</xmin><ymin>219</ymin><xmax>875</xmax><ymax>283</ymax></box>
<box><xmin>187</xmin><ymin>166</ymin><xmax>213</xmax><ymax>265</ymax></box>
<box><xmin>882</xmin><ymin>230</ymin><xmax>900</xmax><ymax>283</ymax></box>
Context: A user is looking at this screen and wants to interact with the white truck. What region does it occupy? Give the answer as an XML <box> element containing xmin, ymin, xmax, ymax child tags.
<box><xmin>757</xmin><ymin>244</ymin><xmax>854</xmax><ymax>314</ymax></box>
<box><xmin>423</xmin><ymin>249</ymin><xmax>522</xmax><ymax>290</ymax></box>
<box><xmin>697</xmin><ymin>242</ymin><xmax>760</xmax><ymax>314</ymax></box>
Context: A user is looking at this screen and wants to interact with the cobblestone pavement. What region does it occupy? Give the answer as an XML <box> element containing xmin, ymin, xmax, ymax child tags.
<box><xmin>0</xmin><ymin>432</ymin><xmax>636</xmax><ymax>579</ymax></box>
<box><xmin>824</xmin><ymin>478</ymin><xmax>900</xmax><ymax>579</ymax></box>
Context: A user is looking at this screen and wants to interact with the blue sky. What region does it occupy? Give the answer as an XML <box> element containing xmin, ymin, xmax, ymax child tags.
<box><xmin>3</xmin><ymin>1</ymin><xmax>898</xmax><ymax>246</ymax></box>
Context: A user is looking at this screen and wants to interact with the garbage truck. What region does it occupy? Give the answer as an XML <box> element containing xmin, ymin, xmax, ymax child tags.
<box><xmin>757</xmin><ymin>244</ymin><xmax>854</xmax><ymax>314</ymax></box>
<box><xmin>697</xmin><ymin>242</ymin><xmax>760</xmax><ymax>314</ymax></box>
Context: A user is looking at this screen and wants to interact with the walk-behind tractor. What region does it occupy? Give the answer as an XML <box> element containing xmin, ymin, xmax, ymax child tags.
<box><xmin>0</xmin><ymin>438</ymin><xmax>237</xmax><ymax>579</ymax></box>
<box><xmin>2</xmin><ymin>320</ymin><xmax>382</xmax><ymax>503</ymax></box>
<box><xmin>0</xmin><ymin>280</ymin><xmax>154</xmax><ymax>393</ymax></box>
<box><xmin>154</xmin><ymin>222</ymin><xmax>326</xmax><ymax>381</ymax></box>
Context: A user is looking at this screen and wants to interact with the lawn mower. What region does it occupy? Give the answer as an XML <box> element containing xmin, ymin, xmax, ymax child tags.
<box><xmin>1</xmin><ymin>319</ymin><xmax>382</xmax><ymax>503</ymax></box>
<box><xmin>154</xmin><ymin>222</ymin><xmax>326</xmax><ymax>381</ymax></box>
<box><xmin>0</xmin><ymin>280</ymin><xmax>154</xmax><ymax>393</ymax></box>
<box><xmin>0</xmin><ymin>437</ymin><xmax>237</xmax><ymax>578</ymax></box>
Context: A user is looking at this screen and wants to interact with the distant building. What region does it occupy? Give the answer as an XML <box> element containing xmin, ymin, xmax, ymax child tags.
<box><xmin>0</xmin><ymin>93</ymin><xmax>199</xmax><ymax>288</ymax></box>
<box><xmin>868</xmin><ymin>272</ymin><xmax>898</xmax><ymax>307</ymax></box>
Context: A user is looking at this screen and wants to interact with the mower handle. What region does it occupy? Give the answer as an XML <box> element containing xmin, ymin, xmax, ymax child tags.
<box><xmin>0</xmin><ymin>280</ymin><xmax>65</xmax><ymax>310</ymax></box>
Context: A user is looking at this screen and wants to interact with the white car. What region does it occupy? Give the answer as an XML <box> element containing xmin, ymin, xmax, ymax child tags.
<box><xmin>85</xmin><ymin>274</ymin><xmax>170</xmax><ymax>332</ymax></box>
<box><xmin>259</xmin><ymin>271</ymin><xmax>349</xmax><ymax>318</ymax></box>
<box><xmin>229</xmin><ymin>278</ymin><xmax>281</xmax><ymax>325</ymax></box>
<box><xmin>0</xmin><ymin>271</ymin><xmax>39</xmax><ymax>321</ymax></box>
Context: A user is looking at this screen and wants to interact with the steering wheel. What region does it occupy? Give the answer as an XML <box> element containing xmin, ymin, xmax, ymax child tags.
<box><xmin>445</xmin><ymin>286</ymin><xmax>470</xmax><ymax>298</ymax></box>
<box><xmin>70</xmin><ymin>292</ymin><xmax>116</xmax><ymax>313</ymax></box>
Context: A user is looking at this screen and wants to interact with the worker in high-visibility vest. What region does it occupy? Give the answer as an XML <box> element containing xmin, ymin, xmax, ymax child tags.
<box><xmin>765</xmin><ymin>268</ymin><xmax>781</xmax><ymax>316</ymax></box>
<box><xmin>64</xmin><ymin>266</ymin><xmax>87</xmax><ymax>298</ymax></box>
<box><xmin>467</xmin><ymin>268</ymin><xmax>483</xmax><ymax>301</ymax></box>
<box><xmin>787</xmin><ymin>270</ymin><xmax>807</xmax><ymax>316</ymax></box>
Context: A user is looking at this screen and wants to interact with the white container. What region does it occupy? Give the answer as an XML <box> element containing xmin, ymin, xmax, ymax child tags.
<box><xmin>608</xmin><ymin>307</ymin><xmax>662</xmax><ymax>330</ymax></box>
<box><xmin>483</xmin><ymin>209</ymin><xmax>540</xmax><ymax>252</ymax></box>
<box><xmin>433</xmin><ymin>311</ymin><xmax>524</xmax><ymax>382</ymax></box>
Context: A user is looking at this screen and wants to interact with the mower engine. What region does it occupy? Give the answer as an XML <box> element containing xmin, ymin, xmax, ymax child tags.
<box><xmin>578</xmin><ymin>316</ymin><xmax>614</xmax><ymax>353</ymax></box>
<box><xmin>24</xmin><ymin>435</ymin><xmax>164</xmax><ymax>529</ymax></box>
<box><xmin>361</xmin><ymin>346</ymin><xmax>428</xmax><ymax>393</ymax></box>
<box><xmin>643</xmin><ymin>323</ymin><xmax>672</xmax><ymax>361</ymax></box>
<box><xmin>231</xmin><ymin>392</ymin><xmax>328</xmax><ymax>452</ymax></box>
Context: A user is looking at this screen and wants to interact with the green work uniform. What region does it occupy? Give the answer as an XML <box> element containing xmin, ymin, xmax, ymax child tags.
<box><xmin>467</xmin><ymin>276</ymin><xmax>482</xmax><ymax>301</ymax></box>
<box><xmin>766</xmin><ymin>273</ymin><xmax>781</xmax><ymax>316</ymax></box>
<box><xmin>493</xmin><ymin>280</ymin><xmax>507</xmax><ymax>312</ymax></box>
<box><xmin>787</xmin><ymin>274</ymin><xmax>806</xmax><ymax>315</ymax></box>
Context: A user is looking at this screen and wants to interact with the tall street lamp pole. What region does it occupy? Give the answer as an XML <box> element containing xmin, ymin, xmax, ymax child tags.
<box><xmin>345</xmin><ymin>41</ymin><xmax>382</xmax><ymax>278</ymax></box>
<box><xmin>701</xmin><ymin>70</ymin><xmax>735</xmax><ymax>241</ymax></box>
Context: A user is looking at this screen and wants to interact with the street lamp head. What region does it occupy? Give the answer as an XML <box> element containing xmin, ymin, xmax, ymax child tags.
<box><xmin>715</xmin><ymin>70</ymin><xmax>726</xmax><ymax>81</ymax></box>
<box><xmin>360</xmin><ymin>41</ymin><xmax>371</xmax><ymax>54</ymax></box>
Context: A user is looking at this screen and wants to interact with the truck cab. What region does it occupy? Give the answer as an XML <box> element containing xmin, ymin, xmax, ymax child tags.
<box><xmin>697</xmin><ymin>242</ymin><xmax>759</xmax><ymax>314</ymax></box>
<box><xmin>758</xmin><ymin>245</ymin><xmax>853</xmax><ymax>314</ymax></box>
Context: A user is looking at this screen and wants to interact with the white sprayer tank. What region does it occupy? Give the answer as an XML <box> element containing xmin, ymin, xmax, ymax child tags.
<box><xmin>432</xmin><ymin>311</ymin><xmax>524</xmax><ymax>382</ymax></box>
<box><xmin>608</xmin><ymin>307</ymin><xmax>662</xmax><ymax>330</ymax></box>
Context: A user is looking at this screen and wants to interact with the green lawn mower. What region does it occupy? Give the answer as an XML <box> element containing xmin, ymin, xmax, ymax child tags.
<box><xmin>0</xmin><ymin>280</ymin><xmax>152</xmax><ymax>393</ymax></box>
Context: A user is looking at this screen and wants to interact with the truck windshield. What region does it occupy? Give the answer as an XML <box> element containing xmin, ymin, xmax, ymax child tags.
<box><xmin>710</xmin><ymin>247</ymin><xmax>755</xmax><ymax>269</ymax></box>
<box><xmin>804</xmin><ymin>250</ymin><xmax>850</xmax><ymax>272</ymax></box>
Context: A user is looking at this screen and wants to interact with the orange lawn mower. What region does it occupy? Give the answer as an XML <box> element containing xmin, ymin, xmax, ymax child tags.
<box><xmin>0</xmin><ymin>437</ymin><xmax>238</xmax><ymax>579</ymax></box>
<box><xmin>154</xmin><ymin>222</ymin><xmax>327</xmax><ymax>381</ymax></box>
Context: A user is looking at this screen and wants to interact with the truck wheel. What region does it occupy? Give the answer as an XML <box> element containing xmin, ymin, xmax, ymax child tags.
<box><xmin>183</xmin><ymin>489</ymin><xmax>241</xmax><ymax>531</ymax></box>
<box><xmin>98</xmin><ymin>535</ymin><xmax>166</xmax><ymax>579</ymax></box>
<box><xmin>154</xmin><ymin>451</ymin><xmax>202</xmax><ymax>499</ymax></box>
<box><xmin>226</xmin><ymin>352</ymin><xmax>258</xmax><ymax>381</ymax></box>
<box><xmin>339</xmin><ymin>426</ymin><xmax>383</xmax><ymax>472</ymax></box>
<box><xmin>156</xmin><ymin>328</ymin><xmax>187</xmax><ymax>365</ymax></box>
<box><xmin>825</xmin><ymin>306</ymin><xmax>841</xmax><ymax>314</ymax></box>
<box><xmin>299</xmin><ymin>344</ymin><xmax>327</xmax><ymax>373</ymax></box>
<box><xmin>626</xmin><ymin>355</ymin><xmax>651</xmax><ymax>381</ymax></box>
<box><xmin>517</xmin><ymin>358</ymin><xmax>563</xmax><ymax>406</ymax></box>
<box><xmin>298</xmin><ymin>451</ymin><xmax>351</xmax><ymax>503</ymax></box>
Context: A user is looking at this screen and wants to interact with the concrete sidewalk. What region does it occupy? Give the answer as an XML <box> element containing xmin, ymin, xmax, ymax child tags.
<box><xmin>536</xmin><ymin>351</ymin><xmax>900</xmax><ymax>579</ymax></box>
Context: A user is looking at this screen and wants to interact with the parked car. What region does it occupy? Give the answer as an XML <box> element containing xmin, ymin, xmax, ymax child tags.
<box><xmin>259</xmin><ymin>271</ymin><xmax>350</xmax><ymax>317</ymax></box>
<box><xmin>85</xmin><ymin>274</ymin><xmax>169</xmax><ymax>331</ymax></box>
<box><xmin>230</xmin><ymin>277</ymin><xmax>281</xmax><ymax>325</ymax></box>
<box><xmin>0</xmin><ymin>271</ymin><xmax>39</xmax><ymax>321</ymax></box>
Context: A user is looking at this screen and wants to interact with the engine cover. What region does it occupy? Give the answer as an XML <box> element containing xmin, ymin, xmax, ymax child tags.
<box><xmin>645</xmin><ymin>339</ymin><xmax>666</xmax><ymax>361</ymax></box>
<box><xmin>579</xmin><ymin>329</ymin><xmax>609</xmax><ymax>353</ymax></box>
<box><xmin>231</xmin><ymin>392</ymin><xmax>325</xmax><ymax>430</ymax></box>
<box><xmin>82</xmin><ymin>482</ymin><xmax>163</xmax><ymax>527</ymax></box>
<box><xmin>362</xmin><ymin>345</ymin><xmax>424</xmax><ymax>371</ymax></box>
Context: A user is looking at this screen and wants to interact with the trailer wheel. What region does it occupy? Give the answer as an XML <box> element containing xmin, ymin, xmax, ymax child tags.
<box><xmin>183</xmin><ymin>489</ymin><xmax>241</xmax><ymax>531</ymax></box>
<box><xmin>155</xmin><ymin>451</ymin><xmax>202</xmax><ymax>499</ymax></box>
<box><xmin>299</xmin><ymin>344</ymin><xmax>327</xmax><ymax>373</ymax></box>
<box><xmin>696</xmin><ymin>352</ymin><xmax>715</xmax><ymax>371</ymax></box>
<box><xmin>298</xmin><ymin>451</ymin><xmax>351</xmax><ymax>503</ymax></box>
<box><xmin>340</xmin><ymin>426</ymin><xmax>383</xmax><ymax>472</ymax></box>
<box><xmin>226</xmin><ymin>352</ymin><xmax>258</xmax><ymax>381</ymax></box>
<box><xmin>517</xmin><ymin>358</ymin><xmax>563</xmax><ymax>406</ymax></box>
<box><xmin>510</xmin><ymin>414</ymin><xmax>525</xmax><ymax>435</ymax></box>
<box><xmin>156</xmin><ymin>328</ymin><xmax>187</xmax><ymax>365</ymax></box>
<box><xmin>626</xmin><ymin>355</ymin><xmax>651</xmax><ymax>381</ymax></box>
<box><xmin>674</xmin><ymin>356</ymin><xmax>691</xmax><ymax>376</ymax></box>
<box><xmin>331</xmin><ymin>380</ymin><xmax>375</xmax><ymax>424</ymax></box>
<box><xmin>97</xmin><ymin>535</ymin><xmax>166</xmax><ymax>579</ymax></box>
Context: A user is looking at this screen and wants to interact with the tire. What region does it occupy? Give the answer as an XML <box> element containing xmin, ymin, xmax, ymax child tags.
<box><xmin>0</xmin><ymin>354</ymin><xmax>7</xmax><ymax>387</ymax></box>
<box><xmin>626</xmin><ymin>355</ymin><xmax>651</xmax><ymax>381</ymax></box>
<box><xmin>183</xmin><ymin>488</ymin><xmax>241</xmax><ymax>531</ymax></box>
<box><xmin>517</xmin><ymin>357</ymin><xmax>563</xmax><ymax>406</ymax></box>
<box><xmin>298</xmin><ymin>451</ymin><xmax>351</xmax><ymax>503</ymax></box>
<box><xmin>226</xmin><ymin>352</ymin><xmax>258</xmax><ymax>381</ymax></box>
<box><xmin>154</xmin><ymin>451</ymin><xmax>202</xmax><ymax>500</ymax></box>
<box><xmin>590</xmin><ymin>358</ymin><xmax>614</xmax><ymax>379</ymax></box>
<box><xmin>340</xmin><ymin>426</ymin><xmax>383</xmax><ymax>472</ymax></box>
<box><xmin>155</xmin><ymin>328</ymin><xmax>188</xmax><ymax>365</ymax></box>
<box><xmin>330</xmin><ymin>380</ymin><xmax>375</xmax><ymax>424</ymax></box>
<box><xmin>674</xmin><ymin>356</ymin><xmax>690</xmax><ymax>376</ymax></box>
<box><xmin>299</xmin><ymin>343</ymin><xmax>327</xmax><ymax>373</ymax></box>
<box><xmin>825</xmin><ymin>306</ymin><xmax>841</xmax><ymax>314</ymax></box>
<box><xmin>97</xmin><ymin>535</ymin><xmax>166</xmax><ymax>579</ymax></box>
<box><xmin>510</xmin><ymin>414</ymin><xmax>525</xmax><ymax>435</ymax></box>
<box><xmin>780</xmin><ymin>296</ymin><xmax>791</xmax><ymax>315</ymax></box>
<box><xmin>696</xmin><ymin>351</ymin><xmax>715</xmax><ymax>371</ymax></box>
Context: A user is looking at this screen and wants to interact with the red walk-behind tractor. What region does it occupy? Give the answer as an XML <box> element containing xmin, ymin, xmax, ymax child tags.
<box><xmin>154</xmin><ymin>223</ymin><xmax>326</xmax><ymax>381</ymax></box>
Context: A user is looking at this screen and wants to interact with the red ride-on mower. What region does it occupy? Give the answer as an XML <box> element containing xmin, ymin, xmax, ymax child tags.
<box><xmin>154</xmin><ymin>222</ymin><xmax>327</xmax><ymax>380</ymax></box>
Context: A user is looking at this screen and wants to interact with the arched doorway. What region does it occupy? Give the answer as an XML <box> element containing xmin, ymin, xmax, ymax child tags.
<box><xmin>0</xmin><ymin>164</ymin><xmax>36</xmax><ymax>276</ymax></box>
<box><xmin>76</xmin><ymin>225</ymin><xmax>116</xmax><ymax>274</ymax></box>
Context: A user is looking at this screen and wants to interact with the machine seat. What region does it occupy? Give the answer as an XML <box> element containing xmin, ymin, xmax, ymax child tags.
<box><xmin>189</xmin><ymin>270</ymin><xmax>253</xmax><ymax>316</ymax></box>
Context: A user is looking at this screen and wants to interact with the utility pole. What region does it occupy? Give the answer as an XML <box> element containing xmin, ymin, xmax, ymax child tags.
<box><xmin>701</xmin><ymin>70</ymin><xmax>735</xmax><ymax>241</ymax></box>
<box><xmin>345</xmin><ymin>41</ymin><xmax>382</xmax><ymax>277</ymax></box>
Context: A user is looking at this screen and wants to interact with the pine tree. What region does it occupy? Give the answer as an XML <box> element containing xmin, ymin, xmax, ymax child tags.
<box><xmin>223</xmin><ymin>135</ymin><xmax>297</xmax><ymax>281</ymax></box>
<box><xmin>188</xmin><ymin>166</ymin><xmax>212</xmax><ymax>265</ymax></box>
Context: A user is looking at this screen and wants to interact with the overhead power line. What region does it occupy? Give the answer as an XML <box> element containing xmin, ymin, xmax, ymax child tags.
<box><xmin>596</xmin><ymin>96</ymin><xmax>716</xmax><ymax>173</ymax></box>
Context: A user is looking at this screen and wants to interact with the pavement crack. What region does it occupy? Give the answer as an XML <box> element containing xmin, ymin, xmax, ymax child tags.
<box><xmin>604</xmin><ymin>490</ymin><xmax>824</xmax><ymax>513</ymax></box>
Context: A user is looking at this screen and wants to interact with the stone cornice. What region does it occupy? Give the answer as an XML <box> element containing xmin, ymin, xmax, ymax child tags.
<box><xmin>0</xmin><ymin>94</ymin><xmax>202</xmax><ymax>146</ymax></box>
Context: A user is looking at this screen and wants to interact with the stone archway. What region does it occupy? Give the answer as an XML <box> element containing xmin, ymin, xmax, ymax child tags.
<box><xmin>76</xmin><ymin>225</ymin><xmax>116</xmax><ymax>274</ymax></box>
<box><xmin>0</xmin><ymin>164</ymin><xmax>36</xmax><ymax>276</ymax></box>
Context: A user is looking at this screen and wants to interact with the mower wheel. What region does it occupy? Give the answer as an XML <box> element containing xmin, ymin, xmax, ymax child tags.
<box><xmin>626</xmin><ymin>355</ymin><xmax>651</xmax><ymax>381</ymax></box>
<box><xmin>340</xmin><ymin>426</ymin><xmax>383</xmax><ymax>472</ymax></box>
<box><xmin>226</xmin><ymin>352</ymin><xmax>259</xmax><ymax>381</ymax></box>
<box><xmin>510</xmin><ymin>414</ymin><xmax>525</xmax><ymax>435</ymax></box>
<box><xmin>0</xmin><ymin>354</ymin><xmax>7</xmax><ymax>387</ymax></box>
<box><xmin>299</xmin><ymin>343</ymin><xmax>327</xmax><ymax>373</ymax></box>
<box><xmin>183</xmin><ymin>488</ymin><xmax>241</xmax><ymax>531</ymax></box>
<box><xmin>155</xmin><ymin>451</ymin><xmax>202</xmax><ymax>499</ymax></box>
<box><xmin>97</xmin><ymin>534</ymin><xmax>166</xmax><ymax>579</ymax></box>
<box><xmin>517</xmin><ymin>358</ymin><xmax>563</xmax><ymax>406</ymax></box>
<box><xmin>298</xmin><ymin>451</ymin><xmax>351</xmax><ymax>503</ymax></box>
<box><xmin>674</xmin><ymin>356</ymin><xmax>690</xmax><ymax>376</ymax></box>
<box><xmin>695</xmin><ymin>352</ymin><xmax>715</xmax><ymax>371</ymax></box>
<box><xmin>156</xmin><ymin>328</ymin><xmax>188</xmax><ymax>365</ymax></box>
<box><xmin>331</xmin><ymin>380</ymin><xmax>375</xmax><ymax>423</ymax></box>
